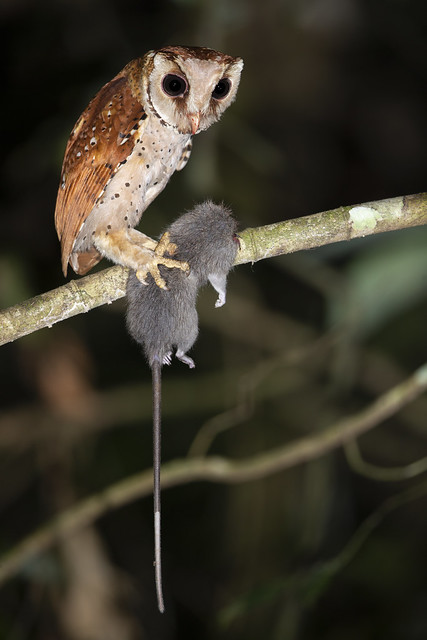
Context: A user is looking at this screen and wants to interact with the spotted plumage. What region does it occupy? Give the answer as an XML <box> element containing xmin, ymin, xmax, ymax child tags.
<box><xmin>55</xmin><ymin>46</ymin><xmax>243</xmax><ymax>282</ymax></box>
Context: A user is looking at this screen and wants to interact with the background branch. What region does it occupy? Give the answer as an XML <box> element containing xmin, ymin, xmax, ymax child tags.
<box><xmin>0</xmin><ymin>360</ymin><xmax>426</xmax><ymax>586</ymax></box>
<box><xmin>344</xmin><ymin>439</ymin><xmax>427</xmax><ymax>482</ymax></box>
<box><xmin>1</xmin><ymin>193</ymin><xmax>425</xmax><ymax>346</ymax></box>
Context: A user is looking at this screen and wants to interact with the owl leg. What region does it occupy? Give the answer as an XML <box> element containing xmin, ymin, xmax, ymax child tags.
<box><xmin>127</xmin><ymin>228</ymin><xmax>157</xmax><ymax>251</ymax></box>
<box><xmin>93</xmin><ymin>228</ymin><xmax>189</xmax><ymax>289</ymax></box>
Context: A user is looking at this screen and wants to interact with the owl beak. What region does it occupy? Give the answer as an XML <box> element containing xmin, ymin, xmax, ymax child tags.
<box><xmin>189</xmin><ymin>113</ymin><xmax>200</xmax><ymax>135</ymax></box>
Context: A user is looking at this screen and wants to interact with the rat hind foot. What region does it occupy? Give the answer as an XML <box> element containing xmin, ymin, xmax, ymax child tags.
<box><xmin>162</xmin><ymin>352</ymin><xmax>173</xmax><ymax>366</ymax></box>
<box><xmin>176</xmin><ymin>350</ymin><xmax>195</xmax><ymax>368</ymax></box>
<box><xmin>136</xmin><ymin>231</ymin><xmax>190</xmax><ymax>290</ymax></box>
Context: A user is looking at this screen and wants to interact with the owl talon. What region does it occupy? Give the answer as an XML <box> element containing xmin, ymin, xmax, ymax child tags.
<box><xmin>155</xmin><ymin>232</ymin><xmax>190</xmax><ymax>274</ymax></box>
<box><xmin>152</xmin><ymin>231</ymin><xmax>190</xmax><ymax>282</ymax></box>
<box><xmin>135</xmin><ymin>232</ymin><xmax>190</xmax><ymax>289</ymax></box>
<box><xmin>135</xmin><ymin>270</ymin><xmax>148</xmax><ymax>286</ymax></box>
<box><xmin>136</xmin><ymin>265</ymin><xmax>167</xmax><ymax>289</ymax></box>
<box><xmin>156</xmin><ymin>231</ymin><xmax>177</xmax><ymax>257</ymax></box>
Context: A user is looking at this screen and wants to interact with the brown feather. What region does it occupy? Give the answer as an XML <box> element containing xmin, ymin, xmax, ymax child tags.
<box><xmin>72</xmin><ymin>247</ymin><xmax>103</xmax><ymax>275</ymax></box>
<box><xmin>54</xmin><ymin>58</ymin><xmax>146</xmax><ymax>275</ymax></box>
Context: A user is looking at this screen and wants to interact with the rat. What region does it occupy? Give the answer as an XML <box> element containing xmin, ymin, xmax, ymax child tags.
<box><xmin>126</xmin><ymin>200</ymin><xmax>239</xmax><ymax>612</ymax></box>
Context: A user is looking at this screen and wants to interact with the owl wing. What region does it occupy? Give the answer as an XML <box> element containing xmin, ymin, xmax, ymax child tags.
<box><xmin>54</xmin><ymin>59</ymin><xmax>146</xmax><ymax>276</ymax></box>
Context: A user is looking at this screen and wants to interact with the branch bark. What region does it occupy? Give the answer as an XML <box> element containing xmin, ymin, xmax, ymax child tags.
<box><xmin>1</xmin><ymin>193</ymin><xmax>426</xmax><ymax>346</ymax></box>
<box><xmin>0</xmin><ymin>361</ymin><xmax>426</xmax><ymax>586</ymax></box>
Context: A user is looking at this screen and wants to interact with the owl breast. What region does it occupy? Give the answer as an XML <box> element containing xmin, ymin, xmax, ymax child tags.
<box><xmin>72</xmin><ymin>120</ymin><xmax>192</xmax><ymax>255</ymax></box>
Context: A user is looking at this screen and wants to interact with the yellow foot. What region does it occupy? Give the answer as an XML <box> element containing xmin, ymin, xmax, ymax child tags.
<box><xmin>136</xmin><ymin>231</ymin><xmax>190</xmax><ymax>289</ymax></box>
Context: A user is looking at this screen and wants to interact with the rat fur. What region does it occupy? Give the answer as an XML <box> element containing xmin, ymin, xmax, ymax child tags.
<box><xmin>126</xmin><ymin>201</ymin><xmax>239</xmax><ymax>612</ymax></box>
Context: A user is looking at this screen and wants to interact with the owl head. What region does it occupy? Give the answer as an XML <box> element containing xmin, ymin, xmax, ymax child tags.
<box><xmin>142</xmin><ymin>45</ymin><xmax>243</xmax><ymax>135</ymax></box>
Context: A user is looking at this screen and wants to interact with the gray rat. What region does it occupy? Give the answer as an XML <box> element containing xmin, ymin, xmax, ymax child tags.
<box><xmin>126</xmin><ymin>201</ymin><xmax>239</xmax><ymax>612</ymax></box>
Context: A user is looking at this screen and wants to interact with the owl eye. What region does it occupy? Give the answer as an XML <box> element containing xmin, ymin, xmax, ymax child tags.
<box><xmin>212</xmin><ymin>78</ymin><xmax>231</xmax><ymax>100</ymax></box>
<box><xmin>162</xmin><ymin>74</ymin><xmax>188</xmax><ymax>97</ymax></box>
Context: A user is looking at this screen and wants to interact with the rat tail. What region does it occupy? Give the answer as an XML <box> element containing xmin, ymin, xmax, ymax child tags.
<box><xmin>152</xmin><ymin>357</ymin><xmax>165</xmax><ymax>613</ymax></box>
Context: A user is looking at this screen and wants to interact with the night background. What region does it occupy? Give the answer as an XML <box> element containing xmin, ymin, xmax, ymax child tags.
<box><xmin>1</xmin><ymin>0</ymin><xmax>427</xmax><ymax>638</ymax></box>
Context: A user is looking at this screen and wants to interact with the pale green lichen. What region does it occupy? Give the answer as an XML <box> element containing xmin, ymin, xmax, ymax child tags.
<box><xmin>349</xmin><ymin>206</ymin><xmax>380</xmax><ymax>232</ymax></box>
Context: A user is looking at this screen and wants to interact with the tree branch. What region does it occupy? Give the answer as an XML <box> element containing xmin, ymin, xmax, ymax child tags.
<box><xmin>1</xmin><ymin>193</ymin><xmax>425</xmax><ymax>346</ymax></box>
<box><xmin>0</xmin><ymin>361</ymin><xmax>426</xmax><ymax>586</ymax></box>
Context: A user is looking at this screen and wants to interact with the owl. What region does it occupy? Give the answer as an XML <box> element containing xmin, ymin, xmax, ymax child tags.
<box><xmin>54</xmin><ymin>45</ymin><xmax>243</xmax><ymax>285</ymax></box>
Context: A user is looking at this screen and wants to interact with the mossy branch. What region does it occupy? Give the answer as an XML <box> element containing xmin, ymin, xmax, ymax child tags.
<box><xmin>0</xmin><ymin>192</ymin><xmax>426</xmax><ymax>346</ymax></box>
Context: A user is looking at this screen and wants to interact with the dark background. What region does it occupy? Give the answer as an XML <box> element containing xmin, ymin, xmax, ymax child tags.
<box><xmin>1</xmin><ymin>0</ymin><xmax>427</xmax><ymax>638</ymax></box>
